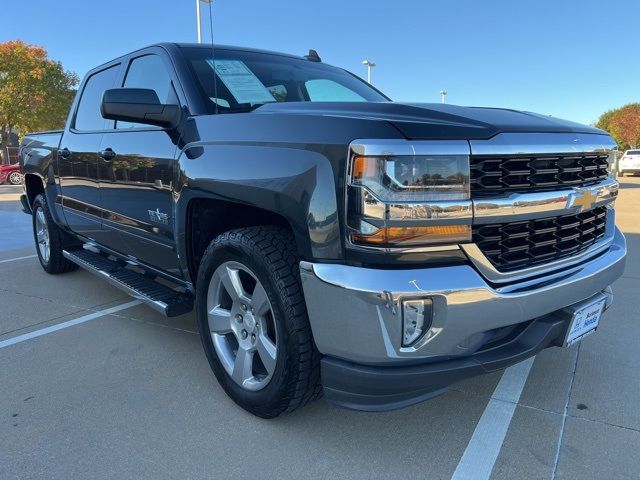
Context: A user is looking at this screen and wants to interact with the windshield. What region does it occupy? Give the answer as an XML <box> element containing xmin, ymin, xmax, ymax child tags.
<box><xmin>180</xmin><ymin>46</ymin><xmax>389</xmax><ymax>113</ymax></box>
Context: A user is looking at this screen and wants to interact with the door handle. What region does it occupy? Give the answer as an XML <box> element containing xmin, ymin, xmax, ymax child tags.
<box><xmin>59</xmin><ymin>148</ymin><xmax>71</xmax><ymax>159</ymax></box>
<box><xmin>99</xmin><ymin>148</ymin><xmax>116</xmax><ymax>161</ymax></box>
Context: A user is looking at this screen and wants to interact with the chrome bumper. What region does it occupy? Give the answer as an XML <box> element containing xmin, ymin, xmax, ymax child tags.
<box><xmin>300</xmin><ymin>227</ymin><xmax>626</xmax><ymax>365</ymax></box>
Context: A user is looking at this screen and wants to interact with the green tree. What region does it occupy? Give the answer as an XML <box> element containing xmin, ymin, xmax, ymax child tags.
<box><xmin>0</xmin><ymin>40</ymin><xmax>78</xmax><ymax>146</ymax></box>
<box><xmin>596</xmin><ymin>103</ymin><xmax>640</xmax><ymax>150</ymax></box>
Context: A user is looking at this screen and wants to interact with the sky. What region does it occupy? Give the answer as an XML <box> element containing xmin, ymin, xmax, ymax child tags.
<box><xmin>1</xmin><ymin>0</ymin><xmax>638</xmax><ymax>125</ymax></box>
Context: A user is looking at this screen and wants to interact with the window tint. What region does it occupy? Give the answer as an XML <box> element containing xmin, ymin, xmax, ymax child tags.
<box><xmin>117</xmin><ymin>55</ymin><xmax>178</xmax><ymax>129</ymax></box>
<box><xmin>627</xmin><ymin>150</ymin><xmax>640</xmax><ymax>155</ymax></box>
<box><xmin>74</xmin><ymin>65</ymin><xmax>120</xmax><ymax>131</ymax></box>
<box><xmin>305</xmin><ymin>79</ymin><xmax>366</xmax><ymax>102</ymax></box>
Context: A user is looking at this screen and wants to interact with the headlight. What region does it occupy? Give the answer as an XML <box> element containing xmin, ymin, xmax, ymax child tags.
<box><xmin>347</xmin><ymin>152</ymin><xmax>472</xmax><ymax>248</ymax></box>
<box><xmin>351</xmin><ymin>155</ymin><xmax>469</xmax><ymax>202</ymax></box>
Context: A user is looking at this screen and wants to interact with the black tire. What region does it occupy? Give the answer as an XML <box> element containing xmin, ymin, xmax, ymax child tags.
<box><xmin>196</xmin><ymin>226</ymin><xmax>322</xmax><ymax>418</ymax></box>
<box><xmin>32</xmin><ymin>194</ymin><xmax>79</xmax><ymax>274</ymax></box>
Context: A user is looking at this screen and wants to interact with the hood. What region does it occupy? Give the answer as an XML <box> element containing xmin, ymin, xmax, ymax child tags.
<box><xmin>255</xmin><ymin>102</ymin><xmax>606</xmax><ymax>140</ymax></box>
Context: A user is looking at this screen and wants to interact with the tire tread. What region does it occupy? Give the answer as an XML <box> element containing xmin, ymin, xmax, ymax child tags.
<box><xmin>198</xmin><ymin>226</ymin><xmax>322</xmax><ymax>417</ymax></box>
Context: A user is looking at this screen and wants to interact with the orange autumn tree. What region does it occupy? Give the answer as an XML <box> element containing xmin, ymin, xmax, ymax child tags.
<box><xmin>0</xmin><ymin>40</ymin><xmax>78</xmax><ymax>146</ymax></box>
<box><xmin>596</xmin><ymin>103</ymin><xmax>640</xmax><ymax>150</ymax></box>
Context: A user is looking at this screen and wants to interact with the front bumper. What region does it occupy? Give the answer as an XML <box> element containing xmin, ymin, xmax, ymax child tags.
<box><xmin>300</xmin><ymin>226</ymin><xmax>626</xmax><ymax>410</ymax></box>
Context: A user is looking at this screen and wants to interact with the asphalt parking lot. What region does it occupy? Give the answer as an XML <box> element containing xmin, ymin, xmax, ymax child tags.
<box><xmin>1</xmin><ymin>180</ymin><xmax>639</xmax><ymax>480</ymax></box>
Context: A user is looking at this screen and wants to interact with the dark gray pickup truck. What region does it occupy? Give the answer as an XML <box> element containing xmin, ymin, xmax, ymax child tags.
<box><xmin>20</xmin><ymin>43</ymin><xmax>626</xmax><ymax>417</ymax></box>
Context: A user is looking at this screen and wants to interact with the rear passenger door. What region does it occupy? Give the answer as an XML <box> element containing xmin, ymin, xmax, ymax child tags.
<box><xmin>58</xmin><ymin>63</ymin><xmax>121</xmax><ymax>239</ymax></box>
<box><xmin>97</xmin><ymin>51</ymin><xmax>183</xmax><ymax>275</ymax></box>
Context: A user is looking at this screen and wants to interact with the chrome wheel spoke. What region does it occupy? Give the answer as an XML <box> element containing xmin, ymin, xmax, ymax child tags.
<box><xmin>208</xmin><ymin>306</ymin><xmax>232</xmax><ymax>334</ymax></box>
<box><xmin>256</xmin><ymin>332</ymin><xmax>277</xmax><ymax>375</ymax></box>
<box><xmin>220</xmin><ymin>266</ymin><xmax>250</xmax><ymax>303</ymax></box>
<box><xmin>250</xmin><ymin>282</ymin><xmax>270</xmax><ymax>316</ymax></box>
<box><xmin>34</xmin><ymin>207</ymin><xmax>50</xmax><ymax>263</ymax></box>
<box><xmin>231</xmin><ymin>347</ymin><xmax>254</xmax><ymax>386</ymax></box>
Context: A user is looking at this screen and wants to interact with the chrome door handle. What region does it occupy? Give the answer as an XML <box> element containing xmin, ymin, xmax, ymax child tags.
<box><xmin>99</xmin><ymin>148</ymin><xmax>116</xmax><ymax>161</ymax></box>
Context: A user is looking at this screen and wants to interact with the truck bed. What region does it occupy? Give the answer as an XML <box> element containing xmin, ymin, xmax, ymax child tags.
<box><xmin>19</xmin><ymin>130</ymin><xmax>63</xmax><ymax>180</ymax></box>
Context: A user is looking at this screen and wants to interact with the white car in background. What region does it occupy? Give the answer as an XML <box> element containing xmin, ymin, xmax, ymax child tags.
<box><xmin>619</xmin><ymin>149</ymin><xmax>640</xmax><ymax>176</ymax></box>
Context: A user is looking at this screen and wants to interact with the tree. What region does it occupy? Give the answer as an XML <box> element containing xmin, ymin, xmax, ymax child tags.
<box><xmin>596</xmin><ymin>103</ymin><xmax>640</xmax><ymax>150</ymax></box>
<box><xmin>0</xmin><ymin>40</ymin><xmax>78</xmax><ymax>146</ymax></box>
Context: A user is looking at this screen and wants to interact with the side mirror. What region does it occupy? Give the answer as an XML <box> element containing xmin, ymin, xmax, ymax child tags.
<box><xmin>100</xmin><ymin>88</ymin><xmax>181</xmax><ymax>129</ymax></box>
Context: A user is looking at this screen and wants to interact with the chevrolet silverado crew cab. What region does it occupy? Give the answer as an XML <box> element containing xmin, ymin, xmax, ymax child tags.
<box><xmin>20</xmin><ymin>43</ymin><xmax>626</xmax><ymax>417</ymax></box>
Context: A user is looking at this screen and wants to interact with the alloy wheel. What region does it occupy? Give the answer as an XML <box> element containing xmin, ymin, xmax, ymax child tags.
<box><xmin>206</xmin><ymin>261</ymin><xmax>278</xmax><ymax>391</ymax></box>
<box><xmin>34</xmin><ymin>206</ymin><xmax>50</xmax><ymax>263</ymax></box>
<box><xmin>8</xmin><ymin>172</ymin><xmax>23</xmax><ymax>185</ymax></box>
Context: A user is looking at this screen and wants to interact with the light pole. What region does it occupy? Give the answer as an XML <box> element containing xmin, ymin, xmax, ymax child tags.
<box><xmin>362</xmin><ymin>60</ymin><xmax>376</xmax><ymax>84</ymax></box>
<box><xmin>196</xmin><ymin>0</ymin><xmax>214</xmax><ymax>44</ymax></box>
<box><xmin>440</xmin><ymin>89</ymin><xmax>447</xmax><ymax>104</ymax></box>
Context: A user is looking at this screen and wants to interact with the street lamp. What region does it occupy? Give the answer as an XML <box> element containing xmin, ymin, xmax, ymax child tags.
<box><xmin>440</xmin><ymin>89</ymin><xmax>447</xmax><ymax>104</ymax></box>
<box><xmin>196</xmin><ymin>0</ymin><xmax>214</xmax><ymax>44</ymax></box>
<box><xmin>362</xmin><ymin>60</ymin><xmax>376</xmax><ymax>84</ymax></box>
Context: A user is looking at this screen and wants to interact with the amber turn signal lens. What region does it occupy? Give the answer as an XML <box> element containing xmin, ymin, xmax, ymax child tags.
<box><xmin>351</xmin><ymin>156</ymin><xmax>379</xmax><ymax>181</ymax></box>
<box><xmin>351</xmin><ymin>225</ymin><xmax>471</xmax><ymax>247</ymax></box>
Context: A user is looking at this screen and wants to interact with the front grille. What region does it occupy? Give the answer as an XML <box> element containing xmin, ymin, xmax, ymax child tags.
<box><xmin>470</xmin><ymin>153</ymin><xmax>609</xmax><ymax>194</ymax></box>
<box><xmin>473</xmin><ymin>206</ymin><xmax>608</xmax><ymax>272</ymax></box>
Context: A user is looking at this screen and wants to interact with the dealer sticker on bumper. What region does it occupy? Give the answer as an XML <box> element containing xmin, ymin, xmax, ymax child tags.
<box><xmin>564</xmin><ymin>299</ymin><xmax>606</xmax><ymax>347</ymax></box>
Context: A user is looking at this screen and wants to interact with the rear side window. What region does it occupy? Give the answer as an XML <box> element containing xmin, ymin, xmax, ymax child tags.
<box><xmin>117</xmin><ymin>54</ymin><xmax>178</xmax><ymax>129</ymax></box>
<box><xmin>74</xmin><ymin>65</ymin><xmax>120</xmax><ymax>131</ymax></box>
<box><xmin>627</xmin><ymin>150</ymin><xmax>640</xmax><ymax>155</ymax></box>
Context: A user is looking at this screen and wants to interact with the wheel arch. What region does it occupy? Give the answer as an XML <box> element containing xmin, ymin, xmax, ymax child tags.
<box><xmin>175</xmin><ymin>142</ymin><xmax>344</xmax><ymax>284</ymax></box>
<box><xmin>182</xmin><ymin>197</ymin><xmax>304</xmax><ymax>286</ymax></box>
<box><xmin>23</xmin><ymin>173</ymin><xmax>46</xmax><ymax>207</ymax></box>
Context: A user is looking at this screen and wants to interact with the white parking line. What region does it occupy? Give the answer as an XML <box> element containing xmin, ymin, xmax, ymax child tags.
<box><xmin>0</xmin><ymin>300</ymin><xmax>141</xmax><ymax>349</ymax></box>
<box><xmin>0</xmin><ymin>254</ymin><xmax>37</xmax><ymax>264</ymax></box>
<box><xmin>451</xmin><ymin>357</ymin><xmax>535</xmax><ymax>480</ymax></box>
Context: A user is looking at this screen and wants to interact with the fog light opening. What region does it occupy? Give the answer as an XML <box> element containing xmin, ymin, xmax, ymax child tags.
<box><xmin>402</xmin><ymin>298</ymin><xmax>433</xmax><ymax>347</ymax></box>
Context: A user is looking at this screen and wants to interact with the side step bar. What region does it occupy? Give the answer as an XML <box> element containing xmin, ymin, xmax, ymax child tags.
<box><xmin>63</xmin><ymin>249</ymin><xmax>193</xmax><ymax>317</ymax></box>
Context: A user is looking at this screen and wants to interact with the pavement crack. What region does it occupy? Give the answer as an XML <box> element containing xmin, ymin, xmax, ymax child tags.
<box><xmin>563</xmin><ymin>414</ymin><xmax>640</xmax><ymax>434</ymax></box>
<box><xmin>109</xmin><ymin>312</ymin><xmax>198</xmax><ymax>336</ymax></box>
<box><xmin>0</xmin><ymin>286</ymin><xmax>96</xmax><ymax>312</ymax></box>
<box><xmin>551</xmin><ymin>342</ymin><xmax>581</xmax><ymax>480</ymax></box>
<box><xmin>0</xmin><ymin>310</ymin><xmax>82</xmax><ymax>338</ymax></box>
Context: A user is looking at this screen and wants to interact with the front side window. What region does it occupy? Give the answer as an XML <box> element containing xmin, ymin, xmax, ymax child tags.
<box><xmin>74</xmin><ymin>65</ymin><xmax>120</xmax><ymax>131</ymax></box>
<box><xmin>117</xmin><ymin>54</ymin><xmax>178</xmax><ymax>129</ymax></box>
<box><xmin>181</xmin><ymin>47</ymin><xmax>388</xmax><ymax>113</ymax></box>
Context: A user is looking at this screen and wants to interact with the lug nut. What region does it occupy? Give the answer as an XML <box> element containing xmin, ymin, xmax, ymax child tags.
<box><xmin>235</xmin><ymin>314</ymin><xmax>243</xmax><ymax>322</ymax></box>
<box><xmin>241</xmin><ymin>304</ymin><xmax>248</xmax><ymax>311</ymax></box>
<box><xmin>251</xmin><ymin>334</ymin><xmax>256</xmax><ymax>342</ymax></box>
<box><xmin>241</xmin><ymin>330</ymin><xmax>248</xmax><ymax>339</ymax></box>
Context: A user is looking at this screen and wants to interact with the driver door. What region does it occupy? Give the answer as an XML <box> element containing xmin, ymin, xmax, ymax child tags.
<box><xmin>97</xmin><ymin>51</ymin><xmax>182</xmax><ymax>275</ymax></box>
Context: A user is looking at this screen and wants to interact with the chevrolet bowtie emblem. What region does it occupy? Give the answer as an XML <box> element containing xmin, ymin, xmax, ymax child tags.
<box><xmin>573</xmin><ymin>190</ymin><xmax>596</xmax><ymax>210</ymax></box>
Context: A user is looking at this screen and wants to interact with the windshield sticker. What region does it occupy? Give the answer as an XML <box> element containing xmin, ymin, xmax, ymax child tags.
<box><xmin>206</xmin><ymin>59</ymin><xmax>275</xmax><ymax>105</ymax></box>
